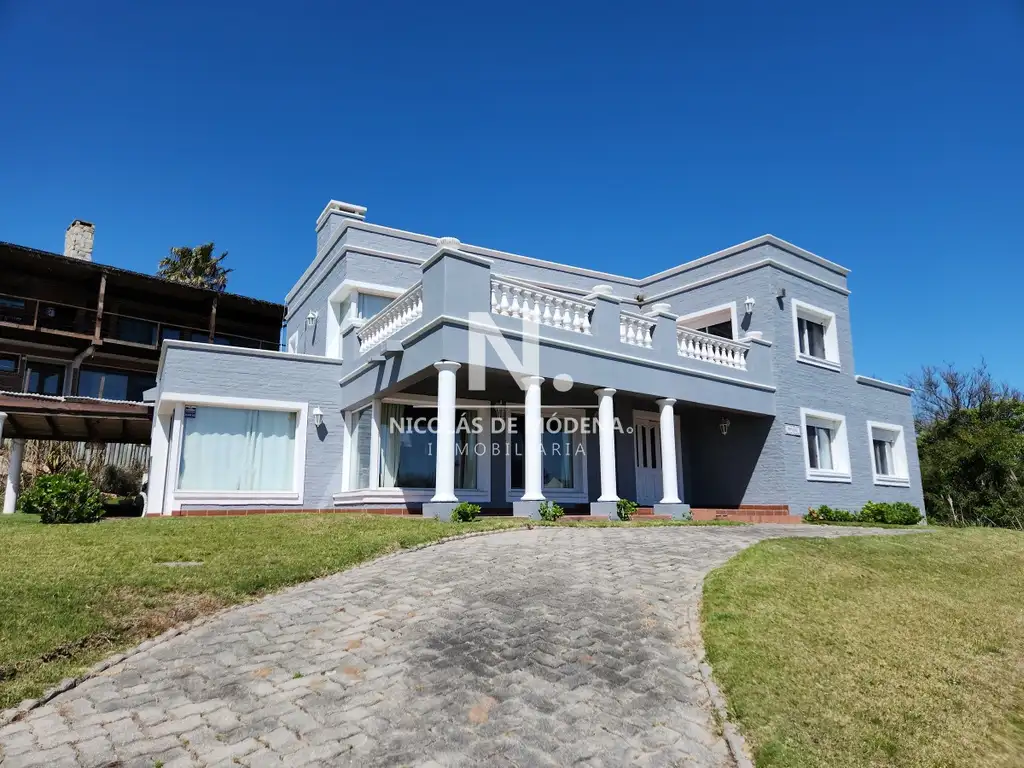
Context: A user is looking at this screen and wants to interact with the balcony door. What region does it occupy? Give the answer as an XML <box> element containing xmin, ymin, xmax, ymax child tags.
<box><xmin>633</xmin><ymin>415</ymin><xmax>663</xmax><ymax>505</ymax></box>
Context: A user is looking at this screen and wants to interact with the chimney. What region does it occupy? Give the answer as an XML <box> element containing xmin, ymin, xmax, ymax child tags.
<box><xmin>64</xmin><ymin>220</ymin><xmax>95</xmax><ymax>261</ymax></box>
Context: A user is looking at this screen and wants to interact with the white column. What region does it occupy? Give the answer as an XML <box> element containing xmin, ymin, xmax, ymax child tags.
<box><xmin>520</xmin><ymin>375</ymin><xmax>545</xmax><ymax>501</ymax></box>
<box><xmin>4</xmin><ymin>438</ymin><xmax>26</xmax><ymax>514</ymax></box>
<box><xmin>431</xmin><ymin>361</ymin><xmax>461</xmax><ymax>502</ymax></box>
<box><xmin>0</xmin><ymin>413</ymin><xmax>8</xmax><ymax>514</ymax></box>
<box><xmin>145</xmin><ymin>408</ymin><xmax>171</xmax><ymax>516</ymax></box>
<box><xmin>595</xmin><ymin>388</ymin><xmax>618</xmax><ymax>502</ymax></box>
<box><xmin>656</xmin><ymin>398</ymin><xmax>681</xmax><ymax>504</ymax></box>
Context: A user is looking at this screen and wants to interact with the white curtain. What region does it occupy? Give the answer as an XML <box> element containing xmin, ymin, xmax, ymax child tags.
<box><xmin>455</xmin><ymin>422</ymin><xmax>477</xmax><ymax>489</ymax></box>
<box><xmin>178</xmin><ymin>407</ymin><xmax>296</xmax><ymax>492</ymax></box>
<box><xmin>379</xmin><ymin>403</ymin><xmax>405</xmax><ymax>488</ymax></box>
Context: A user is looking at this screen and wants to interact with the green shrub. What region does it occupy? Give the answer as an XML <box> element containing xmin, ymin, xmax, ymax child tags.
<box><xmin>18</xmin><ymin>470</ymin><xmax>104</xmax><ymax>524</ymax></box>
<box><xmin>616</xmin><ymin>498</ymin><xmax>638</xmax><ymax>521</ymax></box>
<box><xmin>538</xmin><ymin>501</ymin><xmax>564</xmax><ymax>521</ymax></box>
<box><xmin>806</xmin><ymin>505</ymin><xmax>856</xmax><ymax>523</ymax></box>
<box><xmin>806</xmin><ymin>502</ymin><xmax>923</xmax><ymax>525</ymax></box>
<box><xmin>449</xmin><ymin>502</ymin><xmax>481</xmax><ymax>523</ymax></box>
<box><xmin>860</xmin><ymin>501</ymin><xmax>923</xmax><ymax>525</ymax></box>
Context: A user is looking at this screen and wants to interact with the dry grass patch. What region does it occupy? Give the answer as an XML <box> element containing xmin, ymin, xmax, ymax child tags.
<box><xmin>702</xmin><ymin>528</ymin><xmax>1024</xmax><ymax>768</ymax></box>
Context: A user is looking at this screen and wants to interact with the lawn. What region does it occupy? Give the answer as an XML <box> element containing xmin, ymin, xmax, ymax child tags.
<box><xmin>0</xmin><ymin>513</ymin><xmax>527</xmax><ymax>709</ymax></box>
<box><xmin>0</xmin><ymin>512</ymin><xmax>731</xmax><ymax>710</ymax></box>
<box><xmin>702</xmin><ymin>528</ymin><xmax>1024</xmax><ymax>768</ymax></box>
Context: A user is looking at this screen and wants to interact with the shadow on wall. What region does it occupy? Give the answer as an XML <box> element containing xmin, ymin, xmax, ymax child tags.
<box><xmin>684</xmin><ymin>410</ymin><xmax>772</xmax><ymax>508</ymax></box>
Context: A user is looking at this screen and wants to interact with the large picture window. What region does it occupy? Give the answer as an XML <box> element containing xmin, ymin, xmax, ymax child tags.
<box><xmin>378</xmin><ymin>404</ymin><xmax>478</xmax><ymax>489</ymax></box>
<box><xmin>177</xmin><ymin>406</ymin><xmax>297</xmax><ymax>492</ymax></box>
<box><xmin>506</xmin><ymin>410</ymin><xmax>587</xmax><ymax>501</ymax></box>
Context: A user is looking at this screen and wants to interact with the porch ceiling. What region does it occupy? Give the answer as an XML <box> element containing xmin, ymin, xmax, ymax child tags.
<box><xmin>0</xmin><ymin>392</ymin><xmax>152</xmax><ymax>443</ymax></box>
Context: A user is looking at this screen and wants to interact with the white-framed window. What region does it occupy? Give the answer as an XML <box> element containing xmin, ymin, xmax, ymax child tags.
<box><xmin>286</xmin><ymin>330</ymin><xmax>299</xmax><ymax>353</ymax></box>
<box><xmin>504</xmin><ymin>408</ymin><xmax>588</xmax><ymax>502</ymax></box>
<box><xmin>867</xmin><ymin>421</ymin><xmax>910</xmax><ymax>486</ymax></box>
<box><xmin>378</xmin><ymin>403</ymin><xmax>481</xmax><ymax>491</ymax></box>
<box><xmin>800</xmin><ymin>407</ymin><xmax>851</xmax><ymax>482</ymax></box>
<box><xmin>161</xmin><ymin>394</ymin><xmax>308</xmax><ymax>506</ymax></box>
<box><xmin>791</xmin><ymin>300</ymin><xmax>840</xmax><ymax>370</ymax></box>
<box><xmin>676</xmin><ymin>302</ymin><xmax>737</xmax><ymax>340</ymax></box>
<box><xmin>339</xmin><ymin>396</ymin><xmax>491</xmax><ymax>503</ymax></box>
<box><xmin>348</xmin><ymin>406</ymin><xmax>373</xmax><ymax>490</ymax></box>
<box><xmin>325</xmin><ymin>281</ymin><xmax>404</xmax><ymax>359</ymax></box>
<box><xmin>357</xmin><ymin>293</ymin><xmax>392</xmax><ymax>321</ymax></box>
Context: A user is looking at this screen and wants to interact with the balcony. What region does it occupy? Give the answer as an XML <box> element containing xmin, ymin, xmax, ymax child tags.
<box><xmin>0</xmin><ymin>292</ymin><xmax>280</xmax><ymax>352</ymax></box>
<box><xmin>343</xmin><ymin>244</ymin><xmax>776</xmax><ymax>415</ymax></box>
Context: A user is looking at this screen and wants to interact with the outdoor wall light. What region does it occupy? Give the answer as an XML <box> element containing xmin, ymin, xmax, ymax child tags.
<box><xmin>312</xmin><ymin>406</ymin><xmax>324</xmax><ymax>428</ymax></box>
<box><xmin>719</xmin><ymin>416</ymin><xmax>731</xmax><ymax>436</ymax></box>
<box><xmin>305</xmin><ymin>310</ymin><xmax>319</xmax><ymax>328</ymax></box>
<box><xmin>744</xmin><ymin>296</ymin><xmax>756</xmax><ymax>315</ymax></box>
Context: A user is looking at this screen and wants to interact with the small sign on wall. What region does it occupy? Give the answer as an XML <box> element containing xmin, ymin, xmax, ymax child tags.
<box><xmin>184</xmin><ymin>406</ymin><xmax>197</xmax><ymax>419</ymax></box>
<box><xmin>784</xmin><ymin>423</ymin><xmax>802</xmax><ymax>437</ymax></box>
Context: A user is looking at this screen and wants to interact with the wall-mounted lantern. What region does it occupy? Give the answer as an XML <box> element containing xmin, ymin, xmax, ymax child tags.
<box><xmin>305</xmin><ymin>310</ymin><xmax>319</xmax><ymax>328</ymax></box>
<box><xmin>312</xmin><ymin>406</ymin><xmax>324</xmax><ymax>428</ymax></box>
<box><xmin>744</xmin><ymin>296</ymin><xmax>756</xmax><ymax>315</ymax></box>
<box><xmin>719</xmin><ymin>416</ymin><xmax>731</xmax><ymax>436</ymax></box>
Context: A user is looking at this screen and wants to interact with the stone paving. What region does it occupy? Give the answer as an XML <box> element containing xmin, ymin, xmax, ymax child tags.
<box><xmin>0</xmin><ymin>525</ymin><xmax>919</xmax><ymax>767</ymax></box>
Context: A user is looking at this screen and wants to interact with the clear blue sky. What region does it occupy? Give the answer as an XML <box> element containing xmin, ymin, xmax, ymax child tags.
<box><xmin>2</xmin><ymin>1</ymin><xmax>1021</xmax><ymax>386</ymax></box>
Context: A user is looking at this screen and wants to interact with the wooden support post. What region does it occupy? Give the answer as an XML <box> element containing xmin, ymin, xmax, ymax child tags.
<box><xmin>94</xmin><ymin>273</ymin><xmax>107</xmax><ymax>341</ymax></box>
<box><xmin>208</xmin><ymin>295</ymin><xmax>218</xmax><ymax>343</ymax></box>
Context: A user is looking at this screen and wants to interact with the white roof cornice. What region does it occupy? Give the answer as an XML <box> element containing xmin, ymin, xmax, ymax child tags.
<box><xmin>288</xmin><ymin>209</ymin><xmax>851</xmax><ymax>304</ymax></box>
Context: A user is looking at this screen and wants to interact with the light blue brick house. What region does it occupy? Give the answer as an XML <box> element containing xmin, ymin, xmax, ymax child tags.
<box><xmin>144</xmin><ymin>200</ymin><xmax>923</xmax><ymax>520</ymax></box>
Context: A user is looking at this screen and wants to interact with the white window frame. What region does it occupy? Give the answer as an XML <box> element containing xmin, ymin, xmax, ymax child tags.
<box><xmin>867</xmin><ymin>420</ymin><xmax>910</xmax><ymax>487</ymax></box>
<box><xmin>158</xmin><ymin>392</ymin><xmax>308</xmax><ymax>508</ymax></box>
<box><xmin>286</xmin><ymin>330</ymin><xmax>298</xmax><ymax>353</ymax></box>
<box><xmin>504</xmin><ymin>407</ymin><xmax>589</xmax><ymax>503</ymax></box>
<box><xmin>325</xmin><ymin>280</ymin><xmax>404</xmax><ymax>360</ymax></box>
<box><xmin>800</xmin><ymin>407</ymin><xmax>851</xmax><ymax>483</ymax></box>
<box><xmin>791</xmin><ymin>299</ymin><xmax>840</xmax><ymax>371</ymax></box>
<box><xmin>336</xmin><ymin>395</ymin><xmax>491</xmax><ymax>505</ymax></box>
<box><xmin>676</xmin><ymin>302</ymin><xmax>738</xmax><ymax>340</ymax></box>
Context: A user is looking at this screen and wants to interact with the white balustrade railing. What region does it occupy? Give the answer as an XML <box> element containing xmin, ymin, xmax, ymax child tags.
<box><xmin>490</xmin><ymin>276</ymin><xmax>593</xmax><ymax>334</ymax></box>
<box><xmin>677</xmin><ymin>327</ymin><xmax>749</xmax><ymax>370</ymax></box>
<box><xmin>357</xmin><ymin>283</ymin><xmax>424</xmax><ymax>354</ymax></box>
<box><xmin>620</xmin><ymin>311</ymin><xmax>655</xmax><ymax>349</ymax></box>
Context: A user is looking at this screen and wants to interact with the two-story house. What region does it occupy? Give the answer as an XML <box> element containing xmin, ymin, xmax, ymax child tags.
<box><xmin>143</xmin><ymin>200</ymin><xmax>923</xmax><ymax>521</ymax></box>
<box><xmin>0</xmin><ymin>220</ymin><xmax>284</xmax><ymax>513</ymax></box>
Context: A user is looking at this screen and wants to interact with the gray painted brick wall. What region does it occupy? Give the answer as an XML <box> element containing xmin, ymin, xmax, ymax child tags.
<box><xmin>158</xmin><ymin>209</ymin><xmax>923</xmax><ymax>517</ymax></box>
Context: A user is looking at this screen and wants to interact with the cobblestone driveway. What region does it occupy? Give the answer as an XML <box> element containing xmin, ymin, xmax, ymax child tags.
<box><xmin>0</xmin><ymin>525</ymin><xmax>916</xmax><ymax>767</ymax></box>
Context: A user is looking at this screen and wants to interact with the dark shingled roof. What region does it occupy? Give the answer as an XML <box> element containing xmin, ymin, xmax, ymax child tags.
<box><xmin>0</xmin><ymin>241</ymin><xmax>286</xmax><ymax>318</ymax></box>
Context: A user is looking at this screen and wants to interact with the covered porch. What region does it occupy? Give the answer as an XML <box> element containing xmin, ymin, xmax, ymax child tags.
<box><xmin>334</xmin><ymin>362</ymin><xmax>781</xmax><ymax>520</ymax></box>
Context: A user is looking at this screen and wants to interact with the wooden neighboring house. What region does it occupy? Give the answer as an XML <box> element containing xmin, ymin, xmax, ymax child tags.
<box><xmin>0</xmin><ymin>220</ymin><xmax>285</xmax><ymax>512</ymax></box>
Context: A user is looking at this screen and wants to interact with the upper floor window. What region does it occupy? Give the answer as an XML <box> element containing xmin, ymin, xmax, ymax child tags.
<box><xmin>868</xmin><ymin>421</ymin><xmax>910</xmax><ymax>486</ymax></box>
<box><xmin>676</xmin><ymin>303</ymin><xmax>737</xmax><ymax>340</ymax></box>
<box><xmin>800</xmin><ymin>408</ymin><xmax>851</xmax><ymax>482</ymax></box>
<box><xmin>357</xmin><ymin>293</ymin><xmax>392</xmax><ymax>320</ymax></box>
<box><xmin>792</xmin><ymin>300</ymin><xmax>840</xmax><ymax>370</ymax></box>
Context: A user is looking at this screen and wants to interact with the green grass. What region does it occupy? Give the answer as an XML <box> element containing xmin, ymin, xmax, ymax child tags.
<box><xmin>702</xmin><ymin>528</ymin><xmax>1024</xmax><ymax>768</ymax></box>
<box><xmin>0</xmin><ymin>513</ymin><xmax>525</xmax><ymax>709</ymax></box>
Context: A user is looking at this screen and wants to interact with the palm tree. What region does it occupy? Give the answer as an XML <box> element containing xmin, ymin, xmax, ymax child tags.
<box><xmin>158</xmin><ymin>243</ymin><xmax>232</xmax><ymax>292</ymax></box>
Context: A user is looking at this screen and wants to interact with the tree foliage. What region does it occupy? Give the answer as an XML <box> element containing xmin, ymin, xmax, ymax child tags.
<box><xmin>910</xmin><ymin>362</ymin><xmax>1024</xmax><ymax>528</ymax></box>
<box><xmin>158</xmin><ymin>242</ymin><xmax>232</xmax><ymax>292</ymax></box>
